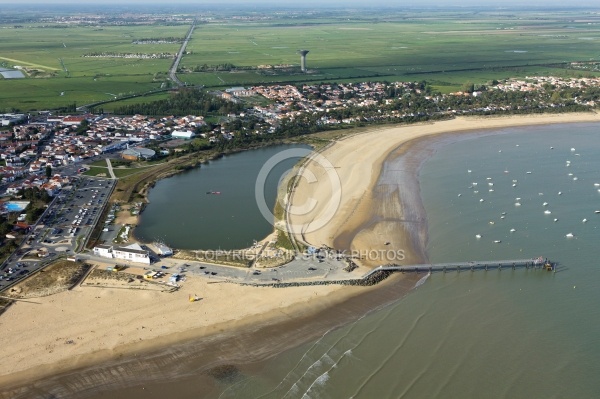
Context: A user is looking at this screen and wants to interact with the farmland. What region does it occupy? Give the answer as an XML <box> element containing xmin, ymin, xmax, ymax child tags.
<box><xmin>0</xmin><ymin>22</ymin><xmax>186</xmax><ymax>111</ymax></box>
<box><xmin>181</xmin><ymin>11</ymin><xmax>600</xmax><ymax>90</ymax></box>
<box><xmin>1</xmin><ymin>7</ymin><xmax>600</xmax><ymax>112</ymax></box>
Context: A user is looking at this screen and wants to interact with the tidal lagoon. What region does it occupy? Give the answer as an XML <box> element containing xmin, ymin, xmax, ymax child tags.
<box><xmin>135</xmin><ymin>144</ymin><xmax>310</xmax><ymax>250</ymax></box>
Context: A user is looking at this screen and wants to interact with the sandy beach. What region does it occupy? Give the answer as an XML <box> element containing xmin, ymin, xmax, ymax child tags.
<box><xmin>0</xmin><ymin>273</ymin><xmax>363</xmax><ymax>391</ymax></box>
<box><xmin>2</xmin><ymin>112</ymin><xmax>600</xmax><ymax>395</ymax></box>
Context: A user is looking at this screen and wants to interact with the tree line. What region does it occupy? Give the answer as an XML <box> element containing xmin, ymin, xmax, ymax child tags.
<box><xmin>112</xmin><ymin>88</ymin><xmax>245</xmax><ymax>116</ymax></box>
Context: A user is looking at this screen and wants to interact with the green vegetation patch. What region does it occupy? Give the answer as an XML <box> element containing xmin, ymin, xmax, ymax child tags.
<box><xmin>83</xmin><ymin>166</ymin><xmax>109</xmax><ymax>177</ymax></box>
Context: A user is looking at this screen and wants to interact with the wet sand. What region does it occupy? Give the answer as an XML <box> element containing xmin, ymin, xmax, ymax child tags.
<box><xmin>2</xmin><ymin>113</ymin><xmax>600</xmax><ymax>398</ymax></box>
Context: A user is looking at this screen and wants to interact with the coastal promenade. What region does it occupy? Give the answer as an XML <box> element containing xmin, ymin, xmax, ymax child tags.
<box><xmin>76</xmin><ymin>252</ymin><xmax>554</xmax><ymax>289</ymax></box>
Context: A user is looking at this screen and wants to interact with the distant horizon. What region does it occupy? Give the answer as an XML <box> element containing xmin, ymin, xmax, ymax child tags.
<box><xmin>0</xmin><ymin>0</ymin><xmax>598</xmax><ymax>8</ymax></box>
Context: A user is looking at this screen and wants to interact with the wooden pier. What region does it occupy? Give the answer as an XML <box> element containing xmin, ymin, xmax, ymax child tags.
<box><xmin>363</xmin><ymin>258</ymin><xmax>554</xmax><ymax>279</ymax></box>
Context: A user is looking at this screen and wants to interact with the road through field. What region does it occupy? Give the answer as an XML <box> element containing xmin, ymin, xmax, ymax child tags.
<box><xmin>169</xmin><ymin>22</ymin><xmax>196</xmax><ymax>86</ymax></box>
<box><xmin>0</xmin><ymin>56</ymin><xmax>60</xmax><ymax>71</ymax></box>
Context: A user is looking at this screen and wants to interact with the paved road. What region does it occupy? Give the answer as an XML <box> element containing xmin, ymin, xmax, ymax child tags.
<box><xmin>169</xmin><ymin>22</ymin><xmax>195</xmax><ymax>87</ymax></box>
<box><xmin>105</xmin><ymin>158</ymin><xmax>116</xmax><ymax>179</ymax></box>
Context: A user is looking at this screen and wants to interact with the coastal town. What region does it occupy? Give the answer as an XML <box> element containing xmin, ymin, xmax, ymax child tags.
<box><xmin>3</xmin><ymin>74</ymin><xmax>600</xmax><ymax>189</ymax></box>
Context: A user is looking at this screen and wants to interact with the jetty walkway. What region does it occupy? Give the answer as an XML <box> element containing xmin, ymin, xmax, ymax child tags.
<box><xmin>363</xmin><ymin>257</ymin><xmax>554</xmax><ymax>278</ymax></box>
<box><xmin>252</xmin><ymin>257</ymin><xmax>555</xmax><ymax>288</ymax></box>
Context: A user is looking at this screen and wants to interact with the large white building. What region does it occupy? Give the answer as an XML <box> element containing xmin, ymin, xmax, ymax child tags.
<box><xmin>93</xmin><ymin>243</ymin><xmax>151</xmax><ymax>265</ymax></box>
<box><xmin>0</xmin><ymin>113</ymin><xmax>26</xmax><ymax>126</ymax></box>
<box><xmin>171</xmin><ymin>130</ymin><xmax>195</xmax><ymax>139</ymax></box>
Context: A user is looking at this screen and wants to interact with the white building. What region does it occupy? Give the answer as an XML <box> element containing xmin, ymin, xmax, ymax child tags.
<box><xmin>93</xmin><ymin>244</ymin><xmax>113</xmax><ymax>258</ymax></box>
<box><xmin>113</xmin><ymin>243</ymin><xmax>151</xmax><ymax>264</ymax></box>
<box><xmin>171</xmin><ymin>130</ymin><xmax>195</xmax><ymax>139</ymax></box>
<box><xmin>0</xmin><ymin>113</ymin><xmax>26</xmax><ymax>126</ymax></box>
<box><xmin>93</xmin><ymin>243</ymin><xmax>151</xmax><ymax>265</ymax></box>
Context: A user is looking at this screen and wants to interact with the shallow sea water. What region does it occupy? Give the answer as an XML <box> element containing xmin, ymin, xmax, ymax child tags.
<box><xmin>214</xmin><ymin>123</ymin><xmax>600</xmax><ymax>399</ymax></box>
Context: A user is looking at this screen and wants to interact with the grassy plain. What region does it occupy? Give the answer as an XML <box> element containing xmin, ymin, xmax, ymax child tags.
<box><xmin>1</xmin><ymin>10</ymin><xmax>600</xmax><ymax>112</ymax></box>
<box><xmin>182</xmin><ymin>11</ymin><xmax>600</xmax><ymax>90</ymax></box>
<box><xmin>0</xmin><ymin>23</ymin><xmax>187</xmax><ymax>111</ymax></box>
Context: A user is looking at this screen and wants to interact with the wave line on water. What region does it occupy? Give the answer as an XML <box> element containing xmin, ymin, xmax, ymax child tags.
<box><xmin>279</xmin><ymin>302</ymin><xmax>402</xmax><ymax>398</ymax></box>
<box><xmin>396</xmin><ymin>365</ymin><xmax>430</xmax><ymax>398</ymax></box>
<box><xmin>350</xmin><ymin>311</ymin><xmax>427</xmax><ymax>398</ymax></box>
<box><xmin>301</xmin><ymin>347</ymin><xmax>356</xmax><ymax>398</ymax></box>
<box><xmin>276</xmin><ymin>305</ymin><xmax>390</xmax><ymax>398</ymax></box>
<box><xmin>301</xmin><ymin>371</ymin><xmax>330</xmax><ymax>399</ymax></box>
<box><xmin>255</xmin><ymin>326</ymin><xmax>337</xmax><ymax>399</ymax></box>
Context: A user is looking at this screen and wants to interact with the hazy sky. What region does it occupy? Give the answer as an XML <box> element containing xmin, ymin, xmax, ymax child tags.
<box><xmin>0</xmin><ymin>0</ymin><xmax>596</xmax><ymax>6</ymax></box>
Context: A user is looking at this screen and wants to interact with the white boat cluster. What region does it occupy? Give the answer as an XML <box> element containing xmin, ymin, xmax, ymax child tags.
<box><xmin>462</xmin><ymin>143</ymin><xmax>599</xmax><ymax>244</ymax></box>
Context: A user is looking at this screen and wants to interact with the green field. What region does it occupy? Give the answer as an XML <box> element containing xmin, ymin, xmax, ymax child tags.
<box><xmin>181</xmin><ymin>11</ymin><xmax>600</xmax><ymax>89</ymax></box>
<box><xmin>0</xmin><ymin>23</ymin><xmax>187</xmax><ymax>111</ymax></box>
<box><xmin>1</xmin><ymin>9</ymin><xmax>600</xmax><ymax>112</ymax></box>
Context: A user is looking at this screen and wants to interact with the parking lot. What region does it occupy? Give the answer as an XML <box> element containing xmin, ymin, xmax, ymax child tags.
<box><xmin>78</xmin><ymin>250</ymin><xmax>361</xmax><ymax>286</ymax></box>
<box><xmin>0</xmin><ymin>176</ymin><xmax>116</xmax><ymax>291</ymax></box>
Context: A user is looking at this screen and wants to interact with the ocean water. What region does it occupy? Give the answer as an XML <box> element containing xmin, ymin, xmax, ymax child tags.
<box><xmin>212</xmin><ymin>123</ymin><xmax>600</xmax><ymax>398</ymax></box>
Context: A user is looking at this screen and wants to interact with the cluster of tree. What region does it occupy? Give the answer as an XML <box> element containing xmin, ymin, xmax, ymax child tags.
<box><xmin>0</xmin><ymin>208</ymin><xmax>20</xmax><ymax>261</ymax></box>
<box><xmin>132</xmin><ymin>37</ymin><xmax>183</xmax><ymax>44</ymax></box>
<box><xmin>17</xmin><ymin>187</ymin><xmax>53</xmax><ymax>223</ymax></box>
<box><xmin>190</xmin><ymin>63</ymin><xmax>247</xmax><ymax>72</ymax></box>
<box><xmin>57</xmin><ymin>102</ymin><xmax>77</xmax><ymax>114</ymax></box>
<box><xmin>380</xmin><ymin>87</ymin><xmax>592</xmax><ymax>117</ymax></box>
<box><xmin>76</xmin><ymin>119</ymin><xmax>89</xmax><ymax>135</ymax></box>
<box><xmin>113</xmin><ymin>88</ymin><xmax>245</xmax><ymax>116</ymax></box>
<box><xmin>82</xmin><ymin>52</ymin><xmax>174</xmax><ymax>59</ymax></box>
<box><xmin>0</xmin><ymin>238</ymin><xmax>17</xmax><ymax>260</ymax></box>
<box><xmin>0</xmin><ymin>215</ymin><xmax>13</xmax><ymax>236</ymax></box>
